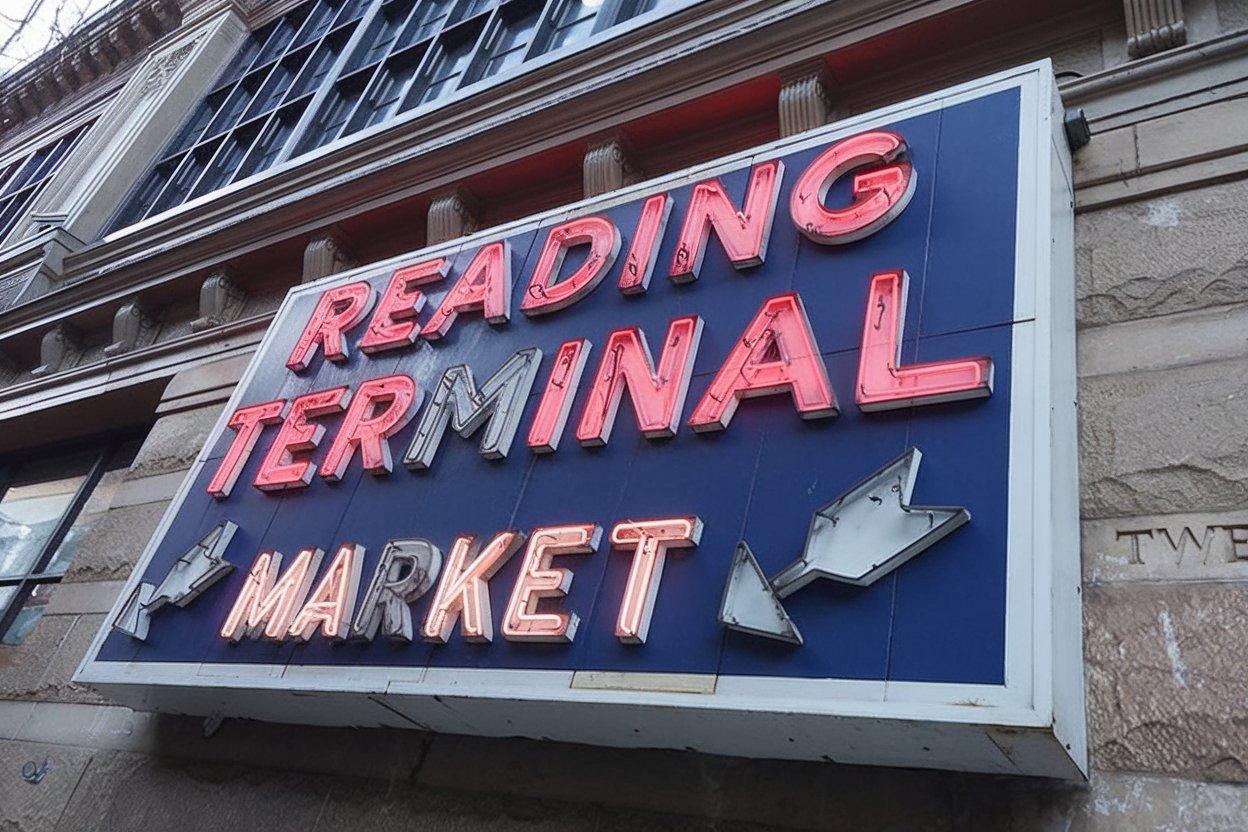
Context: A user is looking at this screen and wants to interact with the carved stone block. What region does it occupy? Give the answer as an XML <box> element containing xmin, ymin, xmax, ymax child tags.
<box><xmin>583</xmin><ymin>136</ymin><xmax>641</xmax><ymax>198</ymax></box>
<box><xmin>1124</xmin><ymin>0</ymin><xmax>1186</xmax><ymax>58</ymax></box>
<box><xmin>427</xmin><ymin>189</ymin><xmax>481</xmax><ymax>245</ymax></box>
<box><xmin>190</xmin><ymin>270</ymin><xmax>247</xmax><ymax>332</ymax></box>
<box><xmin>302</xmin><ymin>228</ymin><xmax>358</xmax><ymax>284</ymax></box>
<box><xmin>104</xmin><ymin>297</ymin><xmax>157</xmax><ymax>357</ymax></box>
<box><xmin>30</xmin><ymin>322</ymin><xmax>83</xmax><ymax>378</ymax></box>
<box><xmin>779</xmin><ymin>62</ymin><xmax>834</xmax><ymax>138</ymax></box>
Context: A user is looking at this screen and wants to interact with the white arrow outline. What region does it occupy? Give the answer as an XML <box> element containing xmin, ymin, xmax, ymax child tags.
<box><xmin>720</xmin><ymin>448</ymin><xmax>969</xmax><ymax>643</ymax></box>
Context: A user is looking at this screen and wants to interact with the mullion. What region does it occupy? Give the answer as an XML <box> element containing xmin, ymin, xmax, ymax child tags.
<box><xmin>407</xmin><ymin>17</ymin><xmax>490</xmax><ymax>107</ymax></box>
<box><xmin>275</xmin><ymin>0</ymin><xmax>387</xmax><ymax>165</ymax></box>
<box><xmin>149</xmin><ymin>140</ymin><xmax>222</xmax><ymax>215</ymax></box>
<box><xmin>523</xmin><ymin>0</ymin><xmax>566</xmax><ymax>61</ymax></box>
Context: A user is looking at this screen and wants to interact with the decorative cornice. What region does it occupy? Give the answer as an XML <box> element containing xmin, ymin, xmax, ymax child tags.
<box><xmin>0</xmin><ymin>0</ymin><xmax>182</xmax><ymax>134</ymax></box>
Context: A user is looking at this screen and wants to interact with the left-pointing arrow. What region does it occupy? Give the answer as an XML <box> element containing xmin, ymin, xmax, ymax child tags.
<box><xmin>113</xmin><ymin>521</ymin><xmax>238</xmax><ymax>641</ymax></box>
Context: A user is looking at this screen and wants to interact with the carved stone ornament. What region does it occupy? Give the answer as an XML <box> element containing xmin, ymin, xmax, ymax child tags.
<box><xmin>303</xmin><ymin>229</ymin><xmax>359</xmax><ymax>284</ymax></box>
<box><xmin>104</xmin><ymin>297</ymin><xmax>157</xmax><ymax>357</ymax></box>
<box><xmin>583</xmin><ymin>136</ymin><xmax>641</xmax><ymax>198</ymax></box>
<box><xmin>779</xmin><ymin>62</ymin><xmax>834</xmax><ymax>138</ymax></box>
<box><xmin>139</xmin><ymin>36</ymin><xmax>202</xmax><ymax>98</ymax></box>
<box><xmin>0</xmin><ymin>0</ymin><xmax>184</xmax><ymax>130</ymax></box>
<box><xmin>1124</xmin><ymin>0</ymin><xmax>1186</xmax><ymax>58</ymax></box>
<box><xmin>190</xmin><ymin>269</ymin><xmax>248</xmax><ymax>332</ymax></box>
<box><xmin>30</xmin><ymin>322</ymin><xmax>83</xmax><ymax>378</ymax></box>
<box><xmin>427</xmin><ymin>189</ymin><xmax>482</xmax><ymax>245</ymax></box>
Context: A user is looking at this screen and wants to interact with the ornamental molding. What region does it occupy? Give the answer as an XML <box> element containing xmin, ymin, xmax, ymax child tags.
<box><xmin>0</xmin><ymin>0</ymin><xmax>182</xmax><ymax>133</ymax></box>
<box><xmin>138</xmin><ymin>36</ymin><xmax>202</xmax><ymax>98</ymax></box>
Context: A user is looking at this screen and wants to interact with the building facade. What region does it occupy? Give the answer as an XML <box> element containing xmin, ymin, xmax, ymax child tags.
<box><xmin>0</xmin><ymin>0</ymin><xmax>1247</xmax><ymax>828</ymax></box>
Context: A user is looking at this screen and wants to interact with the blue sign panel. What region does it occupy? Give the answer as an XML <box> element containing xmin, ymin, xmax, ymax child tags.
<box><xmin>82</xmin><ymin>64</ymin><xmax>1083</xmax><ymax>777</ymax></box>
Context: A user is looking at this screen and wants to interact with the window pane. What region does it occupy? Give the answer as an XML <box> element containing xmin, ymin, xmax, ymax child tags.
<box><xmin>545</xmin><ymin>0</ymin><xmax>599</xmax><ymax>52</ymax></box>
<box><xmin>288</xmin><ymin>32</ymin><xmax>349</xmax><ymax>99</ymax></box>
<box><xmin>204</xmin><ymin>74</ymin><xmax>264</xmax><ymax>139</ymax></box>
<box><xmin>291</xmin><ymin>0</ymin><xmax>340</xmax><ymax>50</ymax></box>
<box><xmin>407</xmin><ymin>25</ymin><xmax>479</xmax><ymax>107</ymax></box>
<box><xmin>350</xmin><ymin>0</ymin><xmax>414</xmax><ymax>71</ymax></box>
<box><xmin>477</xmin><ymin>6</ymin><xmax>540</xmax><ymax>80</ymax></box>
<box><xmin>397</xmin><ymin>0</ymin><xmax>455</xmax><ymax>49</ymax></box>
<box><xmin>44</xmin><ymin>459</ymin><xmax>130</xmax><ymax>577</ymax></box>
<box><xmin>455</xmin><ymin>0</ymin><xmax>498</xmax><ymax>22</ymax></box>
<box><xmin>348</xmin><ymin>50</ymin><xmax>423</xmax><ymax>132</ymax></box>
<box><xmin>243</xmin><ymin>59</ymin><xmax>297</xmax><ymax>121</ymax></box>
<box><xmin>1</xmin><ymin>583</ymin><xmax>56</xmax><ymax>645</ymax></box>
<box><xmin>148</xmin><ymin>140</ymin><xmax>221</xmax><ymax>214</ymax></box>
<box><xmin>0</xmin><ymin>453</ymin><xmax>94</xmax><ymax>579</ymax></box>
<box><xmin>334</xmin><ymin>0</ymin><xmax>372</xmax><ymax>27</ymax></box>
<box><xmin>254</xmin><ymin>15</ymin><xmax>303</xmax><ymax>67</ymax></box>
<box><xmin>236</xmin><ymin>101</ymin><xmax>310</xmax><ymax>178</ymax></box>
<box><xmin>0</xmin><ymin>190</ymin><xmax>37</xmax><ymax>240</ymax></box>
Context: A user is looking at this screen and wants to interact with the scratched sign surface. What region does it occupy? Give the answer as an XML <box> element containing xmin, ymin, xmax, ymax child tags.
<box><xmin>96</xmin><ymin>86</ymin><xmax>1021</xmax><ymax>686</ymax></box>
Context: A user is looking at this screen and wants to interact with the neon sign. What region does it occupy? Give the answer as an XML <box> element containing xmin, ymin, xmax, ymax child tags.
<box><xmin>82</xmin><ymin>64</ymin><xmax>1084</xmax><ymax>778</ymax></box>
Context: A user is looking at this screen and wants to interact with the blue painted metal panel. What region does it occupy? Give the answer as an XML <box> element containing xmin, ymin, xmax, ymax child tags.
<box><xmin>98</xmin><ymin>88</ymin><xmax>1021</xmax><ymax>687</ymax></box>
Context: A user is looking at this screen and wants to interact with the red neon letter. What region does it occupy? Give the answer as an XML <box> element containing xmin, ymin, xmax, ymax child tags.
<box><xmin>422</xmin><ymin>530</ymin><xmax>525</xmax><ymax>643</ymax></box>
<box><xmin>359</xmin><ymin>258</ymin><xmax>449</xmax><ymax>354</ymax></box>
<box><xmin>521</xmin><ymin>216</ymin><xmax>620</xmax><ymax>315</ymax></box>
<box><xmin>501</xmin><ymin>524</ymin><xmax>600</xmax><ymax>642</ymax></box>
<box><xmin>254</xmin><ymin>387</ymin><xmax>348</xmax><ymax>490</ymax></box>
<box><xmin>856</xmin><ymin>270</ymin><xmax>993</xmax><ymax>410</ymax></box>
<box><xmin>287</xmin><ymin>543</ymin><xmax>364</xmax><ymax>642</ymax></box>
<box><xmin>669</xmin><ymin>160</ymin><xmax>783</xmax><ymax>283</ymax></box>
<box><xmin>320</xmin><ymin>374</ymin><xmax>420</xmax><ymax>481</ymax></box>
<box><xmin>791</xmin><ymin>131</ymin><xmax>915</xmax><ymax>245</ymax></box>
<box><xmin>618</xmin><ymin>194</ymin><xmax>670</xmax><ymax>295</ymax></box>
<box><xmin>576</xmin><ymin>315</ymin><xmax>703</xmax><ymax>446</ymax></box>
<box><xmin>207</xmin><ymin>400</ymin><xmax>286</xmax><ymax>499</ymax></box>
<box><xmin>610</xmin><ymin>517</ymin><xmax>702</xmax><ymax>644</ymax></box>
<box><xmin>286</xmin><ymin>282</ymin><xmax>375</xmax><ymax>372</ymax></box>
<box><xmin>220</xmin><ymin>547</ymin><xmax>325</xmax><ymax>642</ymax></box>
<box><xmin>527</xmin><ymin>338</ymin><xmax>591</xmax><ymax>454</ymax></box>
<box><xmin>689</xmin><ymin>293</ymin><xmax>837</xmax><ymax>432</ymax></box>
<box><xmin>421</xmin><ymin>241</ymin><xmax>512</xmax><ymax>340</ymax></box>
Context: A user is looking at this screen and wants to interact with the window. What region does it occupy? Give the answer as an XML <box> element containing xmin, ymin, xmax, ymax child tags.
<box><xmin>111</xmin><ymin>0</ymin><xmax>694</xmax><ymax>230</ymax></box>
<box><xmin>0</xmin><ymin>121</ymin><xmax>93</xmax><ymax>245</ymax></box>
<box><xmin>0</xmin><ymin>439</ymin><xmax>139</xmax><ymax>645</ymax></box>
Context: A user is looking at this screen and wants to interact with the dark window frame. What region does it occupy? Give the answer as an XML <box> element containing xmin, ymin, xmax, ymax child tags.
<box><xmin>107</xmin><ymin>0</ymin><xmax>695</xmax><ymax>234</ymax></box>
<box><xmin>0</xmin><ymin>435</ymin><xmax>141</xmax><ymax>645</ymax></box>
